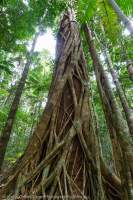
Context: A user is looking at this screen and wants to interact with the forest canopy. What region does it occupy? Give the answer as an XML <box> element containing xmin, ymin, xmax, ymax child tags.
<box><xmin>0</xmin><ymin>0</ymin><xmax>133</xmax><ymax>199</ymax></box>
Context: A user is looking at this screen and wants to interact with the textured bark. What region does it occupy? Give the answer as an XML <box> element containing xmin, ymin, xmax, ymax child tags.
<box><xmin>108</xmin><ymin>0</ymin><xmax>133</xmax><ymax>35</ymax></box>
<box><xmin>0</xmin><ymin>10</ymin><xmax>122</xmax><ymax>200</ymax></box>
<box><xmin>0</xmin><ymin>32</ymin><xmax>39</xmax><ymax>171</ymax></box>
<box><xmin>103</xmin><ymin>50</ymin><xmax>133</xmax><ymax>139</ymax></box>
<box><xmin>84</xmin><ymin>24</ymin><xmax>133</xmax><ymax>200</ymax></box>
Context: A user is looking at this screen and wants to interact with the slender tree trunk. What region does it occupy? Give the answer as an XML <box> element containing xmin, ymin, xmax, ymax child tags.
<box><xmin>108</xmin><ymin>0</ymin><xmax>133</xmax><ymax>35</ymax></box>
<box><xmin>84</xmin><ymin>23</ymin><xmax>133</xmax><ymax>199</ymax></box>
<box><xmin>0</xmin><ymin>10</ymin><xmax>122</xmax><ymax>200</ymax></box>
<box><xmin>0</xmin><ymin>31</ymin><xmax>39</xmax><ymax>171</ymax></box>
<box><xmin>103</xmin><ymin>49</ymin><xmax>133</xmax><ymax>138</ymax></box>
<box><xmin>30</xmin><ymin>101</ymin><xmax>42</xmax><ymax>135</ymax></box>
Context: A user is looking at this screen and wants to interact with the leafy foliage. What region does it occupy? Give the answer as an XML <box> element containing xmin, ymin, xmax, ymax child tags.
<box><xmin>115</xmin><ymin>0</ymin><xmax>133</xmax><ymax>16</ymax></box>
<box><xmin>75</xmin><ymin>0</ymin><xmax>97</xmax><ymax>22</ymax></box>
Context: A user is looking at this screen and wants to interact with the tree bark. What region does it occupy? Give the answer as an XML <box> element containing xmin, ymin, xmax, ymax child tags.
<box><xmin>0</xmin><ymin>10</ymin><xmax>122</xmax><ymax>200</ymax></box>
<box><xmin>108</xmin><ymin>0</ymin><xmax>133</xmax><ymax>35</ymax></box>
<box><xmin>103</xmin><ymin>49</ymin><xmax>133</xmax><ymax>139</ymax></box>
<box><xmin>0</xmin><ymin>31</ymin><xmax>39</xmax><ymax>171</ymax></box>
<box><xmin>84</xmin><ymin>23</ymin><xmax>133</xmax><ymax>199</ymax></box>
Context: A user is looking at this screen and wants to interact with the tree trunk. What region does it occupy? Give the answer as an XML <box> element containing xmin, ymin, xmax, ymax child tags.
<box><xmin>103</xmin><ymin>49</ymin><xmax>133</xmax><ymax>138</ymax></box>
<box><xmin>108</xmin><ymin>0</ymin><xmax>133</xmax><ymax>35</ymax></box>
<box><xmin>0</xmin><ymin>31</ymin><xmax>39</xmax><ymax>171</ymax></box>
<box><xmin>0</xmin><ymin>10</ymin><xmax>122</xmax><ymax>200</ymax></box>
<box><xmin>84</xmin><ymin>23</ymin><xmax>133</xmax><ymax>200</ymax></box>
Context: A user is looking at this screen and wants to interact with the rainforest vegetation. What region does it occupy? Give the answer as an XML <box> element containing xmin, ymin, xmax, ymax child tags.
<box><xmin>0</xmin><ymin>0</ymin><xmax>133</xmax><ymax>199</ymax></box>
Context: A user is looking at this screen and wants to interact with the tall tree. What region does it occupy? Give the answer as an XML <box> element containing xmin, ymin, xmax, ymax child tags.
<box><xmin>0</xmin><ymin>10</ymin><xmax>121</xmax><ymax>199</ymax></box>
<box><xmin>84</xmin><ymin>24</ymin><xmax>133</xmax><ymax>199</ymax></box>
<box><xmin>0</xmin><ymin>31</ymin><xmax>40</xmax><ymax>170</ymax></box>
<box><xmin>103</xmin><ymin>49</ymin><xmax>133</xmax><ymax>138</ymax></box>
